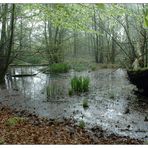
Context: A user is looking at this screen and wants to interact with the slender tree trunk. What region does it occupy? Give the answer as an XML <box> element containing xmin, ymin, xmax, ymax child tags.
<box><xmin>0</xmin><ymin>4</ymin><xmax>8</xmax><ymax>55</ymax></box>
<box><xmin>0</xmin><ymin>4</ymin><xmax>15</xmax><ymax>83</ymax></box>
<box><xmin>111</xmin><ymin>29</ymin><xmax>116</xmax><ymax>64</ymax></box>
<box><xmin>139</xmin><ymin>27</ymin><xmax>146</xmax><ymax>67</ymax></box>
<box><xmin>93</xmin><ymin>7</ymin><xmax>99</xmax><ymax>63</ymax></box>
<box><xmin>73</xmin><ymin>30</ymin><xmax>78</xmax><ymax>57</ymax></box>
<box><xmin>19</xmin><ymin>16</ymin><xmax>23</xmax><ymax>51</ymax></box>
<box><xmin>146</xmin><ymin>41</ymin><xmax>148</xmax><ymax>67</ymax></box>
<box><xmin>125</xmin><ymin>15</ymin><xmax>136</xmax><ymax>64</ymax></box>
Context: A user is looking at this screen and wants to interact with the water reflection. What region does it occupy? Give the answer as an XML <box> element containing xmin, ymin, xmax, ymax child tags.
<box><xmin>1</xmin><ymin>66</ymin><xmax>148</xmax><ymax>140</ymax></box>
<box><xmin>6</xmin><ymin>67</ymin><xmax>48</xmax><ymax>100</ymax></box>
<box><xmin>46</xmin><ymin>78</ymin><xmax>68</xmax><ymax>101</ymax></box>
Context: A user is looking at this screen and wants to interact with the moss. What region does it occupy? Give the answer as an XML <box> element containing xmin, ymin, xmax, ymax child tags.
<box><xmin>79</xmin><ymin>120</ymin><xmax>85</xmax><ymax>129</ymax></box>
<box><xmin>5</xmin><ymin>117</ymin><xmax>25</xmax><ymax>127</ymax></box>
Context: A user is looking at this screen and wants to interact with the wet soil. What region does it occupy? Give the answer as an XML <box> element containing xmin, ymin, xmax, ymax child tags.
<box><xmin>0</xmin><ymin>106</ymin><xmax>143</xmax><ymax>144</ymax></box>
<box><xmin>0</xmin><ymin>66</ymin><xmax>148</xmax><ymax>141</ymax></box>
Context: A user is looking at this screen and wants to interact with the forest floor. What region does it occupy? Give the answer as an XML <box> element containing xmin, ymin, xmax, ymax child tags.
<box><xmin>0</xmin><ymin>105</ymin><xmax>144</xmax><ymax>144</ymax></box>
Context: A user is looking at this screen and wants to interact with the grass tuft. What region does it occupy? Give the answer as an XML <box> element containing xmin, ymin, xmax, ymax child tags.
<box><xmin>70</xmin><ymin>76</ymin><xmax>90</xmax><ymax>94</ymax></box>
<box><xmin>79</xmin><ymin>120</ymin><xmax>85</xmax><ymax>129</ymax></box>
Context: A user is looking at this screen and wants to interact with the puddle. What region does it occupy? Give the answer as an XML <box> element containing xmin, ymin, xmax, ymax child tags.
<box><xmin>0</xmin><ymin>66</ymin><xmax>148</xmax><ymax>140</ymax></box>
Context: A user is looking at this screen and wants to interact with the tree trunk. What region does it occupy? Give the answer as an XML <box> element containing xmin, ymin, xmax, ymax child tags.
<box><xmin>73</xmin><ymin>30</ymin><xmax>78</xmax><ymax>57</ymax></box>
<box><xmin>0</xmin><ymin>4</ymin><xmax>8</xmax><ymax>55</ymax></box>
<box><xmin>93</xmin><ymin>6</ymin><xmax>99</xmax><ymax>63</ymax></box>
<box><xmin>125</xmin><ymin>15</ymin><xmax>136</xmax><ymax>64</ymax></box>
<box><xmin>111</xmin><ymin>29</ymin><xmax>116</xmax><ymax>64</ymax></box>
<box><xmin>0</xmin><ymin>4</ymin><xmax>15</xmax><ymax>83</ymax></box>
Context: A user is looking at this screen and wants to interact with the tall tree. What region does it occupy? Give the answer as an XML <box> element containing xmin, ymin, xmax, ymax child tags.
<box><xmin>0</xmin><ymin>4</ymin><xmax>15</xmax><ymax>83</ymax></box>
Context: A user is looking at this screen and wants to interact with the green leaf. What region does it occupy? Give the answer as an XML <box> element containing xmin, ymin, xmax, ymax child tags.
<box><xmin>146</xmin><ymin>14</ymin><xmax>148</xmax><ymax>20</ymax></box>
<box><xmin>96</xmin><ymin>4</ymin><xmax>105</xmax><ymax>10</ymax></box>
<box><xmin>144</xmin><ymin>17</ymin><xmax>148</xmax><ymax>28</ymax></box>
<box><xmin>144</xmin><ymin>8</ymin><xmax>148</xmax><ymax>28</ymax></box>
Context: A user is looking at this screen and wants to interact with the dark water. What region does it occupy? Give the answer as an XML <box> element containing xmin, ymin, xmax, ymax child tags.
<box><xmin>0</xmin><ymin>66</ymin><xmax>148</xmax><ymax>140</ymax></box>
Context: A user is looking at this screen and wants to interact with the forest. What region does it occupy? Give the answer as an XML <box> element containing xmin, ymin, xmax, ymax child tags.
<box><xmin>0</xmin><ymin>3</ymin><xmax>148</xmax><ymax>144</ymax></box>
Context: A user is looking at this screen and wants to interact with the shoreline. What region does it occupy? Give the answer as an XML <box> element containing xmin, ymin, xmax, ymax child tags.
<box><xmin>0</xmin><ymin>105</ymin><xmax>143</xmax><ymax>144</ymax></box>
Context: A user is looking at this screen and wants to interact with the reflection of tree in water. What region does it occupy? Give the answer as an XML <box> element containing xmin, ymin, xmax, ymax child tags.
<box><xmin>46</xmin><ymin>77</ymin><xmax>68</xmax><ymax>101</ymax></box>
<box><xmin>7</xmin><ymin>67</ymin><xmax>41</xmax><ymax>98</ymax></box>
<box><xmin>5</xmin><ymin>74</ymin><xmax>12</xmax><ymax>90</ymax></box>
<box><xmin>6</xmin><ymin>67</ymin><xmax>68</xmax><ymax>100</ymax></box>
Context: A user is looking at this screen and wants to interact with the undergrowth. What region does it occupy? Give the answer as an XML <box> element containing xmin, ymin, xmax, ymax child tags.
<box><xmin>50</xmin><ymin>63</ymin><xmax>70</xmax><ymax>73</ymax></box>
<box><xmin>70</xmin><ymin>76</ymin><xmax>90</xmax><ymax>94</ymax></box>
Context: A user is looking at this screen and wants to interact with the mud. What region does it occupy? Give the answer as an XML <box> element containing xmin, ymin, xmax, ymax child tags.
<box><xmin>0</xmin><ymin>66</ymin><xmax>148</xmax><ymax>141</ymax></box>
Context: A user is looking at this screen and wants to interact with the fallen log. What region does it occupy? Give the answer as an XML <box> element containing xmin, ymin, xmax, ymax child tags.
<box><xmin>11</xmin><ymin>73</ymin><xmax>37</xmax><ymax>77</ymax></box>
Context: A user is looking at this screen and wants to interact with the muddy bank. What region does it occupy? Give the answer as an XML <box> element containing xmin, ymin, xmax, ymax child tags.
<box><xmin>0</xmin><ymin>67</ymin><xmax>148</xmax><ymax>141</ymax></box>
<box><xmin>0</xmin><ymin>106</ymin><xmax>143</xmax><ymax>144</ymax></box>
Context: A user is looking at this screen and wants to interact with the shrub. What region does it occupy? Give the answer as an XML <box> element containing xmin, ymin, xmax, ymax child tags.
<box><xmin>5</xmin><ymin>117</ymin><xmax>25</xmax><ymax>126</ymax></box>
<box><xmin>83</xmin><ymin>98</ymin><xmax>89</xmax><ymax>108</ymax></box>
<box><xmin>71</xmin><ymin>76</ymin><xmax>90</xmax><ymax>94</ymax></box>
<box><xmin>79</xmin><ymin>120</ymin><xmax>85</xmax><ymax>129</ymax></box>
<box><xmin>50</xmin><ymin>63</ymin><xmax>70</xmax><ymax>73</ymax></box>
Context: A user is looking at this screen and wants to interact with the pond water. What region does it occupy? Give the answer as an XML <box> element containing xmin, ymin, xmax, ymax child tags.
<box><xmin>0</xmin><ymin>66</ymin><xmax>148</xmax><ymax>140</ymax></box>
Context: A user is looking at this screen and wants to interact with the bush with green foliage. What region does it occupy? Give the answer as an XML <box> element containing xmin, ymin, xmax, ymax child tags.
<box><xmin>70</xmin><ymin>76</ymin><xmax>90</xmax><ymax>94</ymax></box>
<box><xmin>50</xmin><ymin>63</ymin><xmax>70</xmax><ymax>73</ymax></box>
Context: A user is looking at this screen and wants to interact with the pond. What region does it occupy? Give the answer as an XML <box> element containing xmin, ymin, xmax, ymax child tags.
<box><xmin>0</xmin><ymin>66</ymin><xmax>148</xmax><ymax>140</ymax></box>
